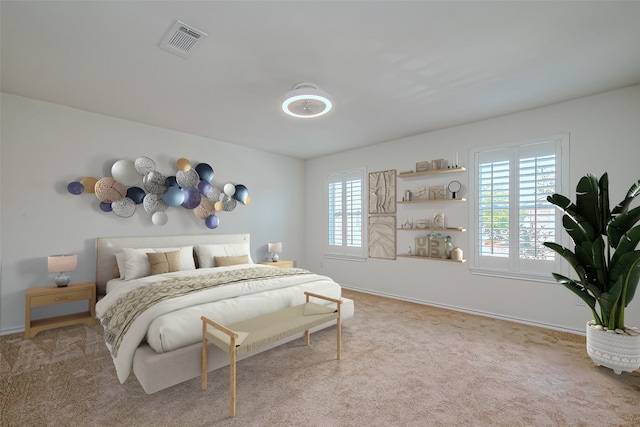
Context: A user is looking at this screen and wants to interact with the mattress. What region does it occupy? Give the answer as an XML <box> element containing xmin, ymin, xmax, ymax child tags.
<box><xmin>96</xmin><ymin>264</ymin><xmax>344</xmax><ymax>383</ymax></box>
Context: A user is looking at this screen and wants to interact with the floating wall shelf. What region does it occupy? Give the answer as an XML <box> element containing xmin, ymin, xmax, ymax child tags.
<box><xmin>398</xmin><ymin>167</ymin><xmax>466</xmax><ymax>179</ymax></box>
<box><xmin>397</xmin><ymin>227</ymin><xmax>466</xmax><ymax>232</ymax></box>
<box><xmin>396</xmin><ymin>254</ymin><xmax>467</xmax><ymax>263</ymax></box>
<box><xmin>398</xmin><ymin>198</ymin><xmax>466</xmax><ymax>204</ymax></box>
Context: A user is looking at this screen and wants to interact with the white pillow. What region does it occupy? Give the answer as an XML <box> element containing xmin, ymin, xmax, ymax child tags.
<box><xmin>122</xmin><ymin>247</ymin><xmax>155</xmax><ymax>280</ymax></box>
<box><xmin>115</xmin><ymin>252</ymin><xmax>125</xmax><ymax>279</ymax></box>
<box><xmin>121</xmin><ymin>246</ymin><xmax>196</xmax><ymax>280</ymax></box>
<box><xmin>195</xmin><ymin>244</ymin><xmax>253</xmax><ymax>268</ymax></box>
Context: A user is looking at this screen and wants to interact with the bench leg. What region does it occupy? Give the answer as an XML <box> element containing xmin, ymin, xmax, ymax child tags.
<box><xmin>230</xmin><ymin>341</ymin><xmax>237</xmax><ymax>417</ymax></box>
<box><xmin>202</xmin><ymin>328</ymin><xmax>208</xmax><ymax>390</ymax></box>
<box><xmin>337</xmin><ymin>314</ymin><xmax>342</xmax><ymax>360</ymax></box>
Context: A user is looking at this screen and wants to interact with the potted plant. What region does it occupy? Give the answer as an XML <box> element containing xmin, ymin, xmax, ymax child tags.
<box><xmin>544</xmin><ymin>172</ymin><xmax>640</xmax><ymax>374</ymax></box>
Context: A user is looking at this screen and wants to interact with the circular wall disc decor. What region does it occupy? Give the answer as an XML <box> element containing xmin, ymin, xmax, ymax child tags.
<box><xmin>143</xmin><ymin>171</ymin><xmax>167</xmax><ymax>194</ymax></box>
<box><xmin>134</xmin><ymin>156</ymin><xmax>156</xmax><ymax>175</ymax></box>
<box><xmin>112</xmin><ymin>197</ymin><xmax>136</xmax><ymax>218</ymax></box>
<box><xmin>222</xmin><ymin>196</ymin><xmax>237</xmax><ymax>211</ymax></box>
<box><xmin>152</xmin><ymin>211</ymin><xmax>168</xmax><ymax>226</ymax></box>
<box><xmin>176</xmin><ymin>169</ymin><xmax>199</xmax><ymax>188</ymax></box>
<box><xmin>143</xmin><ymin>193</ymin><xmax>168</xmax><ymax>214</ymax></box>
<box><xmin>207</xmin><ymin>187</ymin><xmax>222</xmax><ymax>202</ymax></box>
<box><xmin>80</xmin><ymin>177</ymin><xmax>98</xmax><ymax>193</ymax></box>
<box><xmin>95</xmin><ymin>177</ymin><xmax>127</xmax><ymax>203</ymax></box>
<box><xmin>194</xmin><ymin>197</ymin><xmax>215</xmax><ymax>220</ymax></box>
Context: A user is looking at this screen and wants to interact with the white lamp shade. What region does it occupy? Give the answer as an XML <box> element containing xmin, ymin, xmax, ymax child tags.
<box><xmin>268</xmin><ymin>242</ymin><xmax>282</xmax><ymax>254</ymax></box>
<box><xmin>48</xmin><ymin>254</ymin><xmax>78</xmax><ymax>273</ymax></box>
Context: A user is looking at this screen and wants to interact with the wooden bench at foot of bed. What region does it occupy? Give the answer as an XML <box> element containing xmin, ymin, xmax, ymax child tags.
<box><xmin>201</xmin><ymin>291</ymin><xmax>342</xmax><ymax>417</ymax></box>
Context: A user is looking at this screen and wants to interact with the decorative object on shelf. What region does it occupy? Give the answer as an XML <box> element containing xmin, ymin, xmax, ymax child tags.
<box><xmin>404</xmin><ymin>189</ymin><xmax>412</xmax><ymax>202</ymax></box>
<box><xmin>544</xmin><ymin>172</ymin><xmax>640</xmax><ymax>374</ymax></box>
<box><xmin>416</xmin><ymin>218</ymin><xmax>430</xmax><ymax>229</ymax></box>
<box><xmin>413</xmin><ymin>186</ymin><xmax>429</xmax><ymax>200</ymax></box>
<box><xmin>401</xmin><ymin>218</ymin><xmax>414</xmax><ymax>229</ymax></box>
<box><xmin>47</xmin><ymin>254</ymin><xmax>78</xmax><ymax>287</ymax></box>
<box><xmin>416</xmin><ymin>161</ymin><xmax>429</xmax><ymax>172</ymax></box>
<box><xmin>368</xmin><ymin>170</ymin><xmax>396</xmax><ymax>214</ymax></box>
<box><xmin>429</xmin><ymin>236</ymin><xmax>447</xmax><ymax>259</ymax></box>
<box><xmin>407</xmin><ymin>246</ymin><xmax>412</xmax><ymax>256</ymax></box>
<box><xmin>433</xmin><ymin>212</ymin><xmax>445</xmax><ymax>229</ymax></box>
<box><xmin>415</xmin><ymin>236</ymin><xmax>428</xmax><ymax>257</ymax></box>
<box><xmin>65</xmin><ymin>156</ymin><xmax>250</xmax><ymax>229</ymax></box>
<box><xmin>445</xmin><ymin>236</ymin><xmax>453</xmax><ymax>258</ymax></box>
<box><xmin>431</xmin><ymin>159</ymin><xmax>446</xmax><ymax>170</ymax></box>
<box><xmin>368</xmin><ymin>215</ymin><xmax>396</xmax><ymax>260</ymax></box>
<box><xmin>451</xmin><ymin>247</ymin><xmax>464</xmax><ymax>261</ymax></box>
<box><xmin>448</xmin><ymin>180</ymin><xmax>461</xmax><ymax>199</ymax></box>
<box><xmin>268</xmin><ymin>242</ymin><xmax>282</xmax><ymax>262</ymax></box>
<box><xmin>429</xmin><ymin>185</ymin><xmax>446</xmax><ymax>200</ymax></box>
<box><xmin>449</xmin><ymin>152</ymin><xmax>459</xmax><ymax>168</ymax></box>
<box><xmin>281</xmin><ymin>83</ymin><xmax>332</xmax><ymax>118</ymax></box>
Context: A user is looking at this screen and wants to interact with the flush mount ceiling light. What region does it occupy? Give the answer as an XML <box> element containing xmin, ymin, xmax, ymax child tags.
<box><xmin>281</xmin><ymin>83</ymin><xmax>333</xmax><ymax>118</ymax></box>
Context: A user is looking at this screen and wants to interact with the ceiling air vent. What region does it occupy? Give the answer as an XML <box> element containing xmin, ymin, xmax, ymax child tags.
<box><xmin>160</xmin><ymin>20</ymin><xmax>207</xmax><ymax>58</ymax></box>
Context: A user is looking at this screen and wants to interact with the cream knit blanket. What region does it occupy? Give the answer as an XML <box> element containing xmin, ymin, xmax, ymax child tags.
<box><xmin>101</xmin><ymin>267</ymin><xmax>310</xmax><ymax>357</ymax></box>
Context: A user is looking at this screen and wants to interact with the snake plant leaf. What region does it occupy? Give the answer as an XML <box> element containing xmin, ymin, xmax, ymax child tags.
<box><xmin>610</xmin><ymin>224</ymin><xmax>640</xmax><ymax>268</ymax></box>
<box><xmin>607</xmin><ymin>205</ymin><xmax>640</xmax><ymax>248</ymax></box>
<box><xmin>611</xmin><ymin>178</ymin><xmax>640</xmax><ymax>216</ymax></box>
<box><xmin>575</xmin><ymin>174</ymin><xmax>602</xmax><ymax>234</ymax></box>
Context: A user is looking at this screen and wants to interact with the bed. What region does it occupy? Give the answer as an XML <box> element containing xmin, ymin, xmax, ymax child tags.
<box><xmin>95</xmin><ymin>233</ymin><xmax>355</xmax><ymax>394</ymax></box>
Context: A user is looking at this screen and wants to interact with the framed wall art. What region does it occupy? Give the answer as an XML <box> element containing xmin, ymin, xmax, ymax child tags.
<box><xmin>368</xmin><ymin>215</ymin><xmax>396</xmax><ymax>260</ymax></box>
<box><xmin>368</xmin><ymin>169</ymin><xmax>396</xmax><ymax>214</ymax></box>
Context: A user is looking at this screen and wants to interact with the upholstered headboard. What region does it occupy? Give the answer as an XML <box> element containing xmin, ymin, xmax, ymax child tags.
<box><xmin>95</xmin><ymin>233</ymin><xmax>250</xmax><ymax>296</ymax></box>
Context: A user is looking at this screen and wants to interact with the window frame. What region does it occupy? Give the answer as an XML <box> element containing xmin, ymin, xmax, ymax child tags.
<box><xmin>325</xmin><ymin>167</ymin><xmax>367</xmax><ymax>261</ymax></box>
<box><xmin>469</xmin><ymin>133</ymin><xmax>570</xmax><ymax>282</ymax></box>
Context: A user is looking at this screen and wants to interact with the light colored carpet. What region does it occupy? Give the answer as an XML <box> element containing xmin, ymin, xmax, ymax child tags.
<box><xmin>1</xmin><ymin>290</ymin><xmax>639</xmax><ymax>427</ymax></box>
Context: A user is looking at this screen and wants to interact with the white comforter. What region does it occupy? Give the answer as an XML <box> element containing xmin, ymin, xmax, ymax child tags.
<box><xmin>96</xmin><ymin>264</ymin><xmax>342</xmax><ymax>383</ymax></box>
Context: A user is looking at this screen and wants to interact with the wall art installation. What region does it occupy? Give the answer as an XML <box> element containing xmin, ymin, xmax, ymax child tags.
<box><xmin>368</xmin><ymin>169</ymin><xmax>396</xmax><ymax>214</ymax></box>
<box><xmin>66</xmin><ymin>156</ymin><xmax>250</xmax><ymax>229</ymax></box>
<box><xmin>368</xmin><ymin>215</ymin><xmax>396</xmax><ymax>260</ymax></box>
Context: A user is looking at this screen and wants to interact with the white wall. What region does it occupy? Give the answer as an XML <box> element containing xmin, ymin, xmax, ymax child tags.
<box><xmin>305</xmin><ymin>84</ymin><xmax>640</xmax><ymax>334</ymax></box>
<box><xmin>0</xmin><ymin>93</ymin><xmax>305</xmax><ymax>334</ymax></box>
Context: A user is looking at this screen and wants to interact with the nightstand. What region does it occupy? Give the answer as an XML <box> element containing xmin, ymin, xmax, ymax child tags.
<box><xmin>24</xmin><ymin>282</ymin><xmax>96</xmax><ymax>338</ymax></box>
<box><xmin>258</xmin><ymin>260</ymin><xmax>294</xmax><ymax>268</ymax></box>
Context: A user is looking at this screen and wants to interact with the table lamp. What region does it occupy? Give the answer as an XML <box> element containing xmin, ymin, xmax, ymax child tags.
<box><xmin>267</xmin><ymin>242</ymin><xmax>282</xmax><ymax>262</ymax></box>
<box><xmin>48</xmin><ymin>254</ymin><xmax>78</xmax><ymax>287</ymax></box>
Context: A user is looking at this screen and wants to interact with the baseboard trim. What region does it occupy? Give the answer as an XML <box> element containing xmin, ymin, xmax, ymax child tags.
<box><xmin>0</xmin><ymin>326</ymin><xmax>25</xmax><ymax>336</ymax></box>
<box><xmin>342</xmin><ymin>285</ymin><xmax>585</xmax><ymax>336</ymax></box>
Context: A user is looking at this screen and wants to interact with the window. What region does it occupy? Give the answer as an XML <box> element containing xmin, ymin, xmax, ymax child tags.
<box><xmin>326</xmin><ymin>168</ymin><xmax>366</xmax><ymax>260</ymax></box>
<box><xmin>471</xmin><ymin>134</ymin><xmax>569</xmax><ymax>280</ymax></box>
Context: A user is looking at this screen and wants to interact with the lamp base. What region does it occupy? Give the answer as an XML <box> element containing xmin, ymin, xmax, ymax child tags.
<box><xmin>55</xmin><ymin>272</ymin><xmax>70</xmax><ymax>287</ymax></box>
<box><xmin>271</xmin><ymin>253</ymin><xmax>280</xmax><ymax>262</ymax></box>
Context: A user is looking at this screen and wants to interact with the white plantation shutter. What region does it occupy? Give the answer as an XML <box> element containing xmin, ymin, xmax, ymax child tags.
<box><xmin>472</xmin><ymin>134</ymin><xmax>568</xmax><ymax>280</ymax></box>
<box><xmin>518</xmin><ymin>153</ymin><xmax>556</xmax><ymax>261</ymax></box>
<box><xmin>479</xmin><ymin>158</ymin><xmax>510</xmax><ymax>258</ymax></box>
<box><xmin>326</xmin><ymin>168</ymin><xmax>366</xmax><ymax>260</ymax></box>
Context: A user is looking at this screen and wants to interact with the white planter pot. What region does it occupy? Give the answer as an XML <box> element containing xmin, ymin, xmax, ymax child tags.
<box><xmin>586</xmin><ymin>322</ymin><xmax>640</xmax><ymax>374</ymax></box>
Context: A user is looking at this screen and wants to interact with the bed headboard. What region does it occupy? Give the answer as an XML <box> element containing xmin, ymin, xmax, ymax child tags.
<box><xmin>95</xmin><ymin>233</ymin><xmax>250</xmax><ymax>296</ymax></box>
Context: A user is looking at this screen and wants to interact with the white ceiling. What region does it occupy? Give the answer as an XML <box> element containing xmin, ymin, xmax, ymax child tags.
<box><xmin>2</xmin><ymin>1</ymin><xmax>640</xmax><ymax>160</ymax></box>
